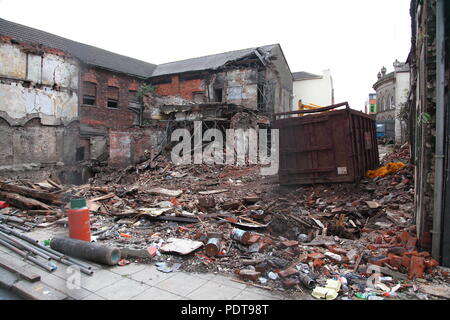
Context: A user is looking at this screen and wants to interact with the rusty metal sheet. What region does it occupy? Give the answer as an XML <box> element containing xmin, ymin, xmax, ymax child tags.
<box><xmin>273</xmin><ymin>106</ymin><xmax>378</xmax><ymax>185</ymax></box>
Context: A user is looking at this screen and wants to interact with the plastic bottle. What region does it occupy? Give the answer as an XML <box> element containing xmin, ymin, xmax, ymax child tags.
<box><xmin>67</xmin><ymin>198</ymin><xmax>91</xmax><ymax>242</ymax></box>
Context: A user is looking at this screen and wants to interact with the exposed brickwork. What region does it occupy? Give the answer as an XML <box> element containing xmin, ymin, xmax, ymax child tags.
<box><xmin>155</xmin><ymin>75</ymin><xmax>204</xmax><ymax>100</ymax></box>
<box><xmin>79</xmin><ymin>67</ymin><xmax>145</xmax><ymax>129</ymax></box>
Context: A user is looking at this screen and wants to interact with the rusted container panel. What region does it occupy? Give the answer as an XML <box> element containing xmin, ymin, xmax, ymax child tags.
<box><xmin>273</xmin><ymin>105</ymin><xmax>378</xmax><ymax>185</ymax></box>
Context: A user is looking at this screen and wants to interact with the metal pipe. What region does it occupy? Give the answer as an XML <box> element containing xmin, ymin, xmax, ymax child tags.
<box><xmin>0</xmin><ymin>223</ymin><xmax>93</xmax><ymax>270</ymax></box>
<box><xmin>5</xmin><ymin>222</ymin><xmax>30</xmax><ymax>232</ymax></box>
<box><xmin>29</xmin><ymin>245</ymin><xmax>93</xmax><ymax>275</ymax></box>
<box><xmin>0</xmin><ymin>238</ymin><xmax>56</xmax><ymax>272</ymax></box>
<box><xmin>432</xmin><ymin>0</ymin><xmax>446</xmax><ymax>261</ymax></box>
<box><xmin>297</xmin><ymin>272</ymin><xmax>315</xmax><ymax>289</ymax></box>
<box><xmin>0</xmin><ymin>231</ymin><xmax>51</xmax><ymax>261</ymax></box>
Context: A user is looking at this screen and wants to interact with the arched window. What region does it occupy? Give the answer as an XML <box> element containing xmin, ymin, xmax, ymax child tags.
<box><xmin>387</xmin><ymin>96</ymin><xmax>391</xmax><ymax>110</ymax></box>
<box><xmin>380</xmin><ymin>97</ymin><xmax>384</xmax><ymax>111</ymax></box>
<box><xmin>390</xmin><ymin>96</ymin><xmax>395</xmax><ymax>109</ymax></box>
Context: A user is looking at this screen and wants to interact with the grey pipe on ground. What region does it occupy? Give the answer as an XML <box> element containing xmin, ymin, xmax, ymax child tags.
<box><xmin>50</xmin><ymin>237</ymin><xmax>121</xmax><ymax>266</ymax></box>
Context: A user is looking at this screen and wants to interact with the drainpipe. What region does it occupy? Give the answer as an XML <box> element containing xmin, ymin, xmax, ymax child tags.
<box><xmin>432</xmin><ymin>0</ymin><xmax>445</xmax><ymax>260</ymax></box>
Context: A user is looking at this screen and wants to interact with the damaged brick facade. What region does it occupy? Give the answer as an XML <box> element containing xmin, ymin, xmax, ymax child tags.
<box><xmin>409</xmin><ymin>0</ymin><xmax>450</xmax><ymax>265</ymax></box>
<box><xmin>0</xmin><ymin>36</ymin><xmax>84</xmax><ymax>184</ymax></box>
<box><xmin>148</xmin><ymin>44</ymin><xmax>293</xmax><ymax>115</ymax></box>
<box><xmin>0</xmin><ymin>18</ymin><xmax>294</xmax><ymax>182</ymax></box>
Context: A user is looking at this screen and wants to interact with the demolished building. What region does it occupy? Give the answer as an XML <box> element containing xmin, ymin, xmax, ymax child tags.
<box><xmin>408</xmin><ymin>0</ymin><xmax>450</xmax><ymax>267</ymax></box>
<box><xmin>0</xmin><ymin>18</ymin><xmax>293</xmax><ymax>183</ymax></box>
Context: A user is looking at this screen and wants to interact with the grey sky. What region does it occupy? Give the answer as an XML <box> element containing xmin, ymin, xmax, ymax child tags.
<box><xmin>0</xmin><ymin>0</ymin><xmax>411</xmax><ymax>111</ymax></box>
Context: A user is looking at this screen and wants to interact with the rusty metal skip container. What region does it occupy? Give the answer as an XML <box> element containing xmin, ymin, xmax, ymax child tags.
<box><xmin>273</xmin><ymin>102</ymin><xmax>379</xmax><ymax>185</ymax></box>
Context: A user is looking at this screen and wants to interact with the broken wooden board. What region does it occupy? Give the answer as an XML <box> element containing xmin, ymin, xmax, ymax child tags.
<box><xmin>220</xmin><ymin>217</ymin><xmax>269</xmax><ymax>229</ymax></box>
<box><xmin>0</xmin><ymin>182</ymin><xmax>63</xmax><ymax>205</ymax></box>
<box><xmin>154</xmin><ymin>216</ymin><xmax>199</xmax><ymax>223</ymax></box>
<box><xmin>87</xmin><ymin>201</ymin><xmax>101</xmax><ymax>213</ymax></box>
<box><xmin>147</xmin><ymin>188</ymin><xmax>183</xmax><ymax>197</ymax></box>
<box><xmin>137</xmin><ymin>207</ymin><xmax>173</xmax><ymax>217</ymax></box>
<box><xmin>0</xmin><ymin>191</ymin><xmax>52</xmax><ymax>210</ymax></box>
<box><xmin>160</xmin><ymin>238</ymin><xmax>203</xmax><ymax>255</ymax></box>
<box><xmin>89</xmin><ymin>193</ymin><xmax>116</xmax><ymax>202</ymax></box>
<box><xmin>365</xmin><ymin>201</ymin><xmax>381</xmax><ymax>209</ymax></box>
<box><xmin>366</xmin><ymin>264</ymin><xmax>407</xmax><ymax>280</ymax></box>
<box><xmin>0</xmin><ymin>256</ymin><xmax>41</xmax><ymax>282</ymax></box>
<box><xmin>198</xmin><ymin>189</ymin><xmax>228</xmax><ymax>195</ymax></box>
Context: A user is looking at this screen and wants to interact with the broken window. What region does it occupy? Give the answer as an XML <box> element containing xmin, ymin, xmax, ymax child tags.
<box><xmin>83</xmin><ymin>81</ymin><xmax>97</xmax><ymax>106</ymax></box>
<box><xmin>107</xmin><ymin>86</ymin><xmax>119</xmax><ymax>108</ymax></box>
<box><xmin>214</xmin><ymin>88</ymin><xmax>223</xmax><ymax>102</ymax></box>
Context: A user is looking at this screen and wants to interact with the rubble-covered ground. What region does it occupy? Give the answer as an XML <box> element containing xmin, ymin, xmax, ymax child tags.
<box><xmin>1</xmin><ymin>143</ymin><xmax>450</xmax><ymax>300</ymax></box>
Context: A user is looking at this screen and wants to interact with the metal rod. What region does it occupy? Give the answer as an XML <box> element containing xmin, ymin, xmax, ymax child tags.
<box><xmin>30</xmin><ymin>245</ymin><xmax>93</xmax><ymax>275</ymax></box>
<box><xmin>0</xmin><ymin>223</ymin><xmax>93</xmax><ymax>270</ymax></box>
<box><xmin>0</xmin><ymin>231</ymin><xmax>52</xmax><ymax>261</ymax></box>
<box><xmin>0</xmin><ymin>238</ymin><xmax>56</xmax><ymax>272</ymax></box>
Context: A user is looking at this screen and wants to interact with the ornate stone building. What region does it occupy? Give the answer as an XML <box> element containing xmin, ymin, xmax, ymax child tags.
<box><xmin>372</xmin><ymin>60</ymin><xmax>410</xmax><ymax>144</ymax></box>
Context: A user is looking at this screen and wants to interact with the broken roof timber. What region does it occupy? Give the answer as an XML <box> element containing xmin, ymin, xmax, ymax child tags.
<box><xmin>150</xmin><ymin>45</ymin><xmax>277</xmax><ymax>77</ymax></box>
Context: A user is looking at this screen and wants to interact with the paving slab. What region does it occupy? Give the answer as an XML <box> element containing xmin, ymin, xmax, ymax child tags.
<box><xmin>0</xmin><ymin>269</ymin><xmax>19</xmax><ymax>289</ymax></box>
<box><xmin>130</xmin><ymin>265</ymin><xmax>176</xmax><ymax>285</ymax></box>
<box><xmin>37</xmin><ymin>271</ymin><xmax>92</xmax><ymax>300</ymax></box>
<box><xmin>131</xmin><ymin>286</ymin><xmax>185</xmax><ymax>300</ymax></box>
<box><xmin>210</xmin><ymin>275</ymin><xmax>248</xmax><ymax>290</ymax></box>
<box><xmin>154</xmin><ymin>272</ymin><xmax>208</xmax><ymax>297</ymax></box>
<box><xmin>186</xmin><ymin>280</ymin><xmax>243</xmax><ymax>300</ymax></box>
<box><xmin>12</xmin><ymin>280</ymin><xmax>68</xmax><ymax>300</ymax></box>
<box><xmin>79</xmin><ymin>269</ymin><xmax>123</xmax><ymax>292</ymax></box>
<box><xmin>109</xmin><ymin>263</ymin><xmax>148</xmax><ymax>276</ymax></box>
<box><xmin>95</xmin><ymin>278</ymin><xmax>149</xmax><ymax>300</ymax></box>
<box><xmin>81</xmin><ymin>293</ymin><xmax>106</xmax><ymax>300</ymax></box>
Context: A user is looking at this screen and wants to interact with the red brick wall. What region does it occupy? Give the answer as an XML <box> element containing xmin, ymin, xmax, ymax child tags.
<box><xmin>80</xmin><ymin>68</ymin><xmax>144</xmax><ymax>129</ymax></box>
<box><xmin>155</xmin><ymin>75</ymin><xmax>204</xmax><ymax>100</ymax></box>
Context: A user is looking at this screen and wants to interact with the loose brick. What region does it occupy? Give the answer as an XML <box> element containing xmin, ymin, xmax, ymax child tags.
<box><xmin>282</xmin><ymin>240</ymin><xmax>299</xmax><ymax>248</ymax></box>
<box><xmin>388</xmin><ymin>254</ymin><xmax>403</xmax><ymax>269</ymax></box>
<box><xmin>313</xmin><ymin>259</ymin><xmax>325</xmax><ymax>269</ymax></box>
<box><xmin>308</xmin><ymin>252</ymin><xmax>325</xmax><ymax>260</ymax></box>
<box><xmin>368</xmin><ymin>256</ymin><xmax>389</xmax><ymax>267</ymax></box>
<box><xmin>408</xmin><ymin>256</ymin><xmax>426</xmax><ymax>279</ymax></box>
<box><xmin>277</xmin><ymin>267</ymin><xmax>299</xmax><ymax>278</ymax></box>
<box><xmin>282</xmin><ymin>278</ymin><xmax>299</xmax><ymax>289</ymax></box>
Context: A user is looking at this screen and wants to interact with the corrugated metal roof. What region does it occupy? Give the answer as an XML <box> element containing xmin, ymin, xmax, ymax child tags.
<box><xmin>292</xmin><ymin>71</ymin><xmax>322</xmax><ymax>81</ymax></box>
<box><xmin>0</xmin><ymin>18</ymin><xmax>157</xmax><ymax>78</ymax></box>
<box><xmin>151</xmin><ymin>44</ymin><xmax>277</xmax><ymax>77</ymax></box>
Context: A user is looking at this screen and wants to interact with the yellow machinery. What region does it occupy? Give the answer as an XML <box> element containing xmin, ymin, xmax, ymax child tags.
<box><xmin>297</xmin><ymin>100</ymin><xmax>324</xmax><ymax>117</ymax></box>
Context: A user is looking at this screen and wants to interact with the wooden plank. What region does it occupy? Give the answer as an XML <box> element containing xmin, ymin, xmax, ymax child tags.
<box><xmin>0</xmin><ymin>256</ymin><xmax>41</xmax><ymax>282</ymax></box>
<box><xmin>0</xmin><ymin>182</ymin><xmax>63</xmax><ymax>205</ymax></box>
<box><xmin>89</xmin><ymin>193</ymin><xmax>116</xmax><ymax>202</ymax></box>
<box><xmin>367</xmin><ymin>264</ymin><xmax>407</xmax><ymax>280</ymax></box>
<box><xmin>0</xmin><ymin>191</ymin><xmax>52</xmax><ymax>210</ymax></box>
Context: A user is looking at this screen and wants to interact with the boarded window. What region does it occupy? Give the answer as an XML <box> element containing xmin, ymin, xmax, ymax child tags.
<box><xmin>107</xmin><ymin>86</ymin><xmax>119</xmax><ymax>108</ymax></box>
<box><xmin>83</xmin><ymin>81</ymin><xmax>97</xmax><ymax>105</ymax></box>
